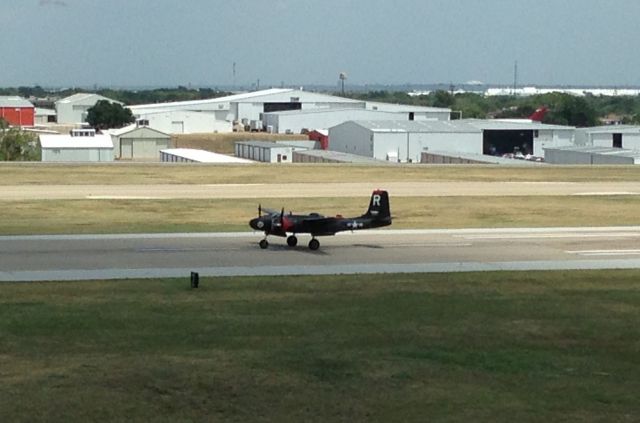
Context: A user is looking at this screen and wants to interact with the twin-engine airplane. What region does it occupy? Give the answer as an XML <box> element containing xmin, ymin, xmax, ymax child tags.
<box><xmin>249</xmin><ymin>190</ymin><xmax>392</xmax><ymax>250</ymax></box>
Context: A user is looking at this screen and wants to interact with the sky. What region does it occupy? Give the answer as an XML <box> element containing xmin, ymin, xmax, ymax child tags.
<box><xmin>1</xmin><ymin>0</ymin><xmax>639</xmax><ymax>88</ymax></box>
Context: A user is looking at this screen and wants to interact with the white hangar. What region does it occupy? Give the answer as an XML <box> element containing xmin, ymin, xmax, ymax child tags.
<box><xmin>134</xmin><ymin>110</ymin><xmax>232</xmax><ymax>134</ymax></box>
<box><xmin>330</xmin><ymin>121</ymin><xmax>481</xmax><ymax>162</ymax></box>
<box><xmin>575</xmin><ymin>125</ymin><xmax>640</xmax><ymax>150</ymax></box>
<box><xmin>329</xmin><ymin>120</ymin><xmax>575</xmax><ymax>162</ymax></box>
<box><xmin>262</xmin><ymin>105</ymin><xmax>450</xmax><ymax>134</ymax></box>
<box><xmin>108</xmin><ymin>124</ymin><xmax>172</xmax><ymax>161</ymax></box>
<box><xmin>39</xmin><ymin>128</ymin><xmax>113</xmax><ymax>162</ymax></box>
<box><xmin>129</xmin><ymin>88</ymin><xmax>451</xmax><ymax>134</ymax></box>
<box><xmin>55</xmin><ymin>93</ymin><xmax>123</xmax><ymax>125</ymax></box>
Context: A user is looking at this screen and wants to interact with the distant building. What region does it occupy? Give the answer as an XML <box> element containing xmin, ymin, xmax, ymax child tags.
<box><xmin>160</xmin><ymin>148</ymin><xmax>253</xmax><ymax>163</ymax></box>
<box><xmin>0</xmin><ymin>96</ymin><xmax>35</xmax><ymax>127</ymax></box>
<box><xmin>544</xmin><ymin>146</ymin><xmax>640</xmax><ymax>165</ymax></box>
<box><xmin>235</xmin><ymin>140</ymin><xmax>303</xmax><ymax>163</ymax></box>
<box><xmin>575</xmin><ymin>125</ymin><xmax>640</xmax><ymax>150</ymax></box>
<box><xmin>39</xmin><ymin>128</ymin><xmax>113</xmax><ymax>162</ymax></box>
<box><xmin>34</xmin><ymin>108</ymin><xmax>57</xmax><ymax>125</ymax></box>
<box><xmin>108</xmin><ymin>124</ymin><xmax>172</xmax><ymax>161</ymax></box>
<box><xmin>129</xmin><ymin>88</ymin><xmax>451</xmax><ymax>134</ymax></box>
<box><xmin>133</xmin><ymin>110</ymin><xmax>232</xmax><ymax>134</ymax></box>
<box><xmin>55</xmin><ymin>93</ymin><xmax>123</xmax><ymax>124</ymax></box>
<box><xmin>329</xmin><ymin>120</ymin><xmax>574</xmax><ymax>162</ymax></box>
<box><xmin>262</xmin><ymin>106</ymin><xmax>450</xmax><ymax>135</ymax></box>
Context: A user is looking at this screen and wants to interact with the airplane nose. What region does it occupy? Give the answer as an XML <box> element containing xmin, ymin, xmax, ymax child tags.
<box><xmin>250</xmin><ymin>218</ymin><xmax>269</xmax><ymax>231</ymax></box>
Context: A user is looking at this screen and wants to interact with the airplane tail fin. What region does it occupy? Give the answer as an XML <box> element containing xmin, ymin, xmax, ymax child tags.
<box><xmin>363</xmin><ymin>190</ymin><xmax>391</xmax><ymax>221</ymax></box>
<box><xmin>529</xmin><ymin>107</ymin><xmax>548</xmax><ymax>122</ymax></box>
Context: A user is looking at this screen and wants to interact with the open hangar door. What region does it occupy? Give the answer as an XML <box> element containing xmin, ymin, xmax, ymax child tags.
<box><xmin>483</xmin><ymin>130</ymin><xmax>534</xmax><ymax>156</ymax></box>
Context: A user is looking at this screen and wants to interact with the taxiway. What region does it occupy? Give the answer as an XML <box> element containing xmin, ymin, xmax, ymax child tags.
<box><xmin>2</xmin><ymin>227</ymin><xmax>640</xmax><ymax>281</ymax></box>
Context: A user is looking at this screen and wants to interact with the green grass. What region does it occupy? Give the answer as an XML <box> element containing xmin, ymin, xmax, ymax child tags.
<box><xmin>2</xmin><ymin>163</ymin><xmax>640</xmax><ymax>185</ymax></box>
<box><xmin>1</xmin><ymin>271</ymin><xmax>640</xmax><ymax>422</ymax></box>
<box><xmin>0</xmin><ymin>195</ymin><xmax>638</xmax><ymax>235</ymax></box>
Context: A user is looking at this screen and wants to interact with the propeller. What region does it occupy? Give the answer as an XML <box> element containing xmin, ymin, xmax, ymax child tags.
<box><xmin>258</xmin><ymin>204</ymin><xmax>262</xmax><ymax>217</ymax></box>
<box><xmin>280</xmin><ymin>207</ymin><xmax>285</xmax><ymax>227</ymax></box>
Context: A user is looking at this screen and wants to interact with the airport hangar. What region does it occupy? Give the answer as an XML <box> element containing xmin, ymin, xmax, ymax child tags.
<box><xmin>261</xmin><ymin>104</ymin><xmax>450</xmax><ymax>134</ymax></box>
<box><xmin>328</xmin><ymin>120</ymin><xmax>575</xmax><ymax>163</ymax></box>
<box><xmin>128</xmin><ymin>88</ymin><xmax>451</xmax><ymax>134</ymax></box>
<box><xmin>55</xmin><ymin>93</ymin><xmax>124</xmax><ymax>125</ymax></box>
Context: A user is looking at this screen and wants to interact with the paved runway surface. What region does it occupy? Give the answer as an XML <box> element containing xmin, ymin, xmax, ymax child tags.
<box><xmin>2</xmin><ymin>227</ymin><xmax>640</xmax><ymax>281</ymax></box>
<box><xmin>4</xmin><ymin>181</ymin><xmax>640</xmax><ymax>200</ymax></box>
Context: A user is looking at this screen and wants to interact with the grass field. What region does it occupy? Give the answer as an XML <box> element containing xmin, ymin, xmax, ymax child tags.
<box><xmin>2</xmin><ymin>163</ymin><xmax>640</xmax><ymax>185</ymax></box>
<box><xmin>1</xmin><ymin>271</ymin><xmax>640</xmax><ymax>422</ymax></box>
<box><xmin>172</xmin><ymin>132</ymin><xmax>312</xmax><ymax>155</ymax></box>
<box><xmin>0</xmin><ymin>195</ymin><xmax>639</xmax><ymax>235</ymax></box>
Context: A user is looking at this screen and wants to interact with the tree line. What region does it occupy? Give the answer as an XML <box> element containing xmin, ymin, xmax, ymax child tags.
<box><xmin>345</xmin><ymin>90</ymin><xmax>640</xmax><ymax>127</ymax></box>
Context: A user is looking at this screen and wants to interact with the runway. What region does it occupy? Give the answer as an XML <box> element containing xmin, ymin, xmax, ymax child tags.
<box><xmin>2</xmin><ymin>227</ymin><xmax>640</xmax><ymax>281</ymax></box>
<box><xmin>3</xmin><ymin>181</ymin><xmax>640</xmax><ymax>200</ymax></box>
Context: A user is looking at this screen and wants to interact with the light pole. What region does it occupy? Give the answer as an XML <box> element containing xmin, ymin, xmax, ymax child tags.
<box><xmin>339</xmin><ymin>72</ymin><xmax>347</xmax><ymax>96</ymax></box>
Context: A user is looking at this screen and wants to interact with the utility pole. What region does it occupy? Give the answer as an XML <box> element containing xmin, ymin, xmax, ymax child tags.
<box><xmin>513</xmin><ymin>60</ymin><xmax>518</xmax><ymax>97</ymax></box>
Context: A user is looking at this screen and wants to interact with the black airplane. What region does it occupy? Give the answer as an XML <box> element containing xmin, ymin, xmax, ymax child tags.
<box><xmin>249</xmin><ymin>190</ymin><xmax>392</xmax><ymax>250</ymax></box>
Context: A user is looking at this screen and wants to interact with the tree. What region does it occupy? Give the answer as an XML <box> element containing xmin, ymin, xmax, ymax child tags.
<box><xmin>86</xmin><ymin>100</ymin><xmax>135</xmax><ymax>130</ymax></box>
<box><xmin>0</xmin><ymin>122</ymin><xmax>40</xmax><ymax>161</ymax></box>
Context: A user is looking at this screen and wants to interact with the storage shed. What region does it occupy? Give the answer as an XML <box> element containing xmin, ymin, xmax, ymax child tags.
<box><xmin>40</xmin><ymin>130</ymin><xmax>113</xmax><ymax>162</ymax></box>
<box><xmin>544</xmin><ymin>146</ymin><xmax>640</xmax><ymax>165</ymax></box>
<box><xmin>109</xmin><ymin>125</ymin><xmax>172</xmax><ymax>161</ymax></box>
<box><xmin>160</xmin><ymin>148</ymin><xmax>252</xmax><ymax>163</ymax></box>
<box><xmin>235</xmin><ymin>141</ymin><xmax>300</xmax><ymax>163</ymax></box>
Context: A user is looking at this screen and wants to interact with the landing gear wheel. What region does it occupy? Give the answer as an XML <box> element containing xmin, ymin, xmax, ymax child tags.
<box><xmin>287</xmin><ymin>235</ymin><xmax>298</xmax><ymax>247</ymax></box>
<box><xmin>259</xmin><ymin>239</ymin><xmax>269</xmax><ymax>249</ymax></box>
<box><xmin>308</xmin><ymin>238</ymin><xmax>320</xmax><ymax>251</ymax></box>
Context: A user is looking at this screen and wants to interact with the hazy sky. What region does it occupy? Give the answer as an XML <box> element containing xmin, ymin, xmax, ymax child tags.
<box><xmin>2</xmin><ymin>0</ymin><xmax>639</xmax><ymax>88</ymax></box>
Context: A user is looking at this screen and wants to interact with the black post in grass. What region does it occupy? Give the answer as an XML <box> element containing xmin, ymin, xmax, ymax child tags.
<box><xmin>190</xmin><ymin>272</ymin><xmax>199</xmax><ymax>289</ymax></box>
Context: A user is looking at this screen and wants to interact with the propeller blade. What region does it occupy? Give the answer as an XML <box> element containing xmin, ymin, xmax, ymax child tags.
<box><xmin>258</xmin><ymin>204</ymin><xmax>262</xmax><ymax>217</ymax></box>
<box><xmin>280</xmin><ymin>207</ymin><xmax>285</xmax><ymax>225</ymax></box>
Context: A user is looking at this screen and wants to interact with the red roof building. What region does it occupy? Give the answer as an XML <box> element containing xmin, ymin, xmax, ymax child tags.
<box><xmin>0</xmin><ymin>96</ymin><xmax>35</xmax><ymax>127</ymax></box>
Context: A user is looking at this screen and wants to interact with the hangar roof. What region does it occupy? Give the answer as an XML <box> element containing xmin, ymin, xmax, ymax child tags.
<box><xmin>0</xmin><ymin>96</ymin><xmax>34</xmax><ymax>108</ymax></box>
<box><xmin>576</xmin><ymin>125</ymin><xmax>640</xmax><ymax>134</ymax></box>
<box><xmin>235</xmin><ymin>140</ymin><xmax>295</xmax><ymax>149</ymax></box>
<box><xmin>39</xmin><ymin>134</ymin><xmax>113</xmax><ymax>149</ymax></box>
<box><xmin>463</xmin><ymin>119</ymin><xmax>575</xmax><ymax>131</ymax></box>
<box><xmin>161</xmin><ymin>148</ymin><xmax>253</xmax><ymax>163</ymax></box>
<box><xmin>544</xmin><ymin>145</ymin><xmax>640</xmax><ymax>159</ymax></box>
<box><xmin>348</xmin><ymin>120</ymin><xmax>481</xmax><ymax>133</ymax></box>
<box><xmin>108</xmin><ymin>124</ymin><xmax>170</xmax><ymax>138</ymax></box>
<box><xmin>55</xmin><ymin>93</ymin><xmax>123</xmax><ymax>106</ymax></box>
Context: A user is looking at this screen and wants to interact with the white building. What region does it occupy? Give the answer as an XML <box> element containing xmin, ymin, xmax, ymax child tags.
<box><xmin>134</xmin><ymin>110</ymin><xmax>232</xmax><ymax>134</ymax></box>
<box><xmin>129</xmin><ymin>88</ymin><xmax>451</xmax><ymax>134</ymax></box>
<box><xmin>108</xmin><ymin>124</ymin><xmax>172</xmax><ymax>161</ymax></box>
<box><xmin>160</xmin><ymin>148</ymin><xmax>253</xmax><ymax>163</ymax></box>
<box><xmin>575</xmin><ymin>125</ymin><xmax>640</xmax><ymax>150</ymax></box>
<box><xmin>262</xmin><ymin>106</ymin><xmax>450</xmax><ymax>135</ymax></box>
<box><xmin>39</xmin><ymin>129</ymin><xmax>113</xmax><ymax>162</ymax></box>
<box><xmin>330</xmin><ymin>121</ymin><xmax>482</xmax><ymax>162</ymax></box>
<box><xmin>55</xmin><ymin>93</ymin><xmax>124</xmax><ymax>125</ymax></box>
<box><xmin>329</xmin><ymin>120</ymin><xmax>575</xmax><ymax>162</ymax></box>
<box><xmin>545</xmin><ymin>146</ymin><xmax>640</xmax><ymax>165</ymax></box>
<box><xmin>235</xmin><ymin>140</ymin><xmax>302</xmax><ymax>163</ymax></box>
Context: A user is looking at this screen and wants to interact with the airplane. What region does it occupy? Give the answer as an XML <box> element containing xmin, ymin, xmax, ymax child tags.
<box><xmin>249</xmin><ymin>190</ymin><xmax>392</xmax><ymax>250</ymax></box>
<box><xmin>497</xmin><ymin>106</ymin><xmax>548</xmax><ymax>123</ymax></box>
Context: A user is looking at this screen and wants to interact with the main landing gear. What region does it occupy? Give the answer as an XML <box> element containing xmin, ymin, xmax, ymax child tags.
<box><xmin>257</xmin><ymin>235</ymin><xmax>320</xmax><ymax>250</ymax></box>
